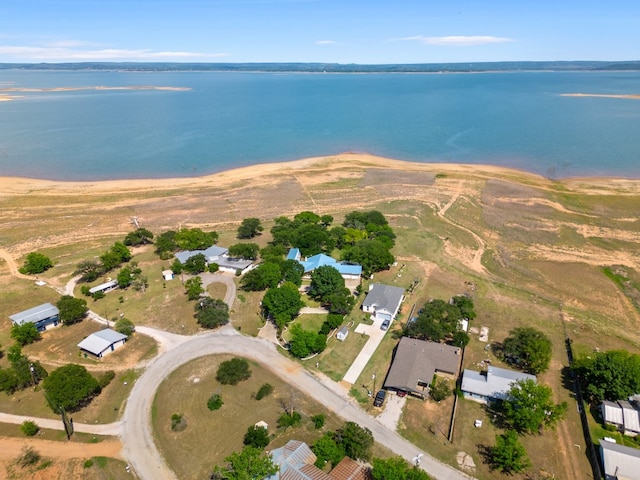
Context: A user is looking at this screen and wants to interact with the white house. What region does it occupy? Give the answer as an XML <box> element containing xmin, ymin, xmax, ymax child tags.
<box><xmin>361</xmin><ymin>283</ymin><xmax>405</xmax><ymax>322</ymax></box>
<box><xmin>89</xmin><ymin>279</ymin><xmax>118</xmax><ymax>295</ymax></box>
<box><xmin>9</xmin><ymin>303</ymin><xmax>60</xmax><ymax>332</ymax></box>
<box><xmin>601</xmin><ymin>441</ymin><xmax>640</xmax><ymax>480</ymax></box>
<box><xmin>336</xmin><ymin>326</ymin><xmax>349</xmax><ymax>341</ymax></box>
<box><xmin>77</xmin><ymin>329</ymin><xmax>128</xmax><ymax>358</ymax></box>
<box><xmin>461</xmin><ymin>366</ymin><xmax>537</xmax><ymax>404</ymax></box>
<box><xmin>162</xmin><ymin>269</ymin><xmax>174</xmax><ymax>281</ymax></box>
<box><xmin>175</xmin><ymin>245</ymin><xmax>254</xmax><ymax>275</ymax></box>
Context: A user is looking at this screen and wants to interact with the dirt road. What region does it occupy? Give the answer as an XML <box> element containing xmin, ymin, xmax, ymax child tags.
<box><xmin>122</xmin><ymin>326</ymin><xmax>475</xmax><ymax>480</ymax></box>
<box><xmin>0</xmin><ymin>436</ymin><xmax>123</xmax><ymax>460</ymax></box>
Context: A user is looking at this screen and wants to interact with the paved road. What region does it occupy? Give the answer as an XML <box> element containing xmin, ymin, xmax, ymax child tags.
<box><xmin>121</xmin><ymin>327</ymin><xmax>474</xmax><ymax>480</ymax></box>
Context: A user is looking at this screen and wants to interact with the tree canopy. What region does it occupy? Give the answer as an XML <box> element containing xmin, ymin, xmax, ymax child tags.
<box><xmin>174</xmin><ymin>228</ymin><xmax>218</xmax><ymax>251</ymax></box>
<box><xmin>56</xmin><ymin>295</ymin><xmax>88</xmax><ymax>325</ymax></box>
<box><xmin>289</xmin><ymin>324</ymin><xmax>326</xmax><ymax>359</ymax></box>
<box><xmin>228</xmin><ymin>243</ymin><xmax>260</xmax><ymax>260</ymax></box>
<box><xmin>11</xmin><ymin>323</ymin><xmax>41</xmax><ymax>346</ymax></box>
<box><xmin>502</xmin><ymin>379</ymin><xmax>567</xmax><ymax>434</ymax></box>
<box><xmin>211</xmin><ymin>446</ymin><xmax>278</xmax><ymax>480</ymax></box>
<box><xmin>216</xmin><ymin>358</ymin><xmax>252</xmax><ymax>385</ymax></box>
<box><xmin>241</xmin><ymin>263</ymin><xmax>282</xmax><ymax>291</ymax></box>
<box><xmin>42</xmin><ymin>364</ymin><xmax>100</xmax><ymax>413</ymax></box>
<box><xmin>124</xmin><ymin>227</ymin><xmax>154</xmax><ymax>246</ymax></box>
<box><xmin>501</xmin><ymin>327</ymin><xmax>552</xmax><ymax>374</ymax></box>
<box><xmin>243</xmin><ymin>425</ymin><xmax>270</xmax><ymax>449</ymax></box>
<box><xmin>19</xmin><ymin>252</ymin><xmax>53</xmax><ymax>275</ymax></box>
<box><xmin>573</xmin><ymin>349</ymin><xmax>640</xmax><ymax>402</ymax></box>
<box><xmin>262</xmin><ymin>282</ymin><xmax>304</xmax><ymax>330</ymax></box>
<box><xmin>183</xmin><ymin>253</ymin><xmax>208</xmax><ymax>274</ymax></box>
<box><xmin>237</xmin><ymin>218</ymin><xmax>264</xmax><ymax>239</ymax></box>
<box><xmin>195</xmin><ymin>298</ymin><xmax>230</xmax><ymax>329</ymax></box>
<box><xmin>490</xmin><ymin>430</ymin><xmax>530</xmax><ymax>474</ymax></box>
<box><xmin>404</xmin><ymin>297</ymin><xmax>472</xmax><ymax>345</ymax></box>
<box><xmin>185</xmin><ymin>276</ymin><xmax>204</xmax><ymax>301</ymax></box>
<box><xmin>341</xmin><ymin>239</ymin><xmax>395</xmax><ymax>277</ymax></box>
<box><xmin>308</xmin><ymin>265</ymin><xmax>344</xmax><ymax>302</ymax></box>
<box><xmin>334</xmin><ymin>421</ymin><xmax>374</xmax><ymax>461</ymax></box>
<box><xmin>371</xmin><ymin>457</ymin><xmax>431</xmax><ymax>480</ymax></box>
<box><xmin>312</xmin><ymin>434</ymin><xmax>345</xmax><ymax>469</ymax></box>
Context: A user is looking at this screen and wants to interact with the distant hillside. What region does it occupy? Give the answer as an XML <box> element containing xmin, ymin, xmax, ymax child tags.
<box><xmin>1</xmin><ymin>61</ymin><xmax>640</xmax><ymax>72</ymax></box>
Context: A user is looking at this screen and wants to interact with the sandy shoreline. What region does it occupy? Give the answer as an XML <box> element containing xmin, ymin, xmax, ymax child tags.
<box><xmin>0</xmin><ymin>153</ymin><xmax>638</xmax><ymax>197</ymax></box>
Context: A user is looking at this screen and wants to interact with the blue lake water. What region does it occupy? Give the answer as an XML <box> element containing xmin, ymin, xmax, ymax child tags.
<box><xmin>0</xmin><ymin>70</ymin><xmax>639</xmax><ymax>180</ymax></box>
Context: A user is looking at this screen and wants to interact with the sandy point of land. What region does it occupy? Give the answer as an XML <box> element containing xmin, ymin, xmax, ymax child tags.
<box><xmin>0</xmin><ymin>153</ymin><xmax>638</xmax><ymax>198</ymax></box>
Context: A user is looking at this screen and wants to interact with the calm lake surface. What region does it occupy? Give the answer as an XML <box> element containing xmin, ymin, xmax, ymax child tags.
<box><xmin>0</xmin><ymin>70</ymin><xmax>639</xmax><ymax>180</ymax></box>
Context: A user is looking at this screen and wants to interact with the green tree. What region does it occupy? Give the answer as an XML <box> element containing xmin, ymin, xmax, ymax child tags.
<box><xmin>56</xmin><ymin>295</ymin><xmax>88</xmax><ymax>325</ymax></box>
<box><xmin>75</xmin><ymin>259</ymin><xmax>104</xmax><ymax>282</ymax></box>
<box><xmin>312</xmin><ymin>433</ymin><xmax>345</xmax><ymax>468</ymax></box>
<box><xmin>21</xmin><ymin>420</ymin><xmax>40</xmax><ymax>437</ymax></box>
<box><xmin>281</xmin><ymin>259</ymin><xmax>304</xmax><ymax>286</ymax></box>
<box><xmin>262</xmin><ymin>283</ymin><xmax>304</xmax><ymax>330</ymax></box>
<box><xmin>334</xmin><ymin>421</ymin><xmax>374</xmax><ymax>461</ymax></box>
<box><xmin>124</xmin><ymin>227</ymin><xmax>154</xmax><ymax>246</ymax></box>
<box><xmin>502</xmin><ymin>327</ymin><xmax>552</xmax><ymax>374</ymax></box>
<box><xmin>429</xmin><ymin>378</ymin><xmax>452</xmax><ymax>402</ymax></box>
<box><xmin>155</xmin><ymin>230</ymin><xmax>178</xmax><ymax>256</ymax></box>
<box><xmin>311</xmin><ymin>413</ymin><xmax>325</xmax><ymax>429</ymax></box>
<box><xmin>237</xmin><ymin>218</ymin><xmax>264</xmax><ymax>239</ymax></box>
<box><xmin>175</xmin><ymin>228</ymin><xmax>218</xmax><ymax>251</ymax></box>
<box><xmin>216</xmin><ymin>358</ymin><xmax>252</xmax><ymax>385</ymax></box>
<box><xmin>10</xmin><ymin>323</ymin><xmax>41</xmax><ymax>346</ymax></box>
<box><xmin>308</xmin><ymin>265</ymin><xmax>344</xmax><ymax>302</ymax></box>
<box><xmin>255</xmin><ymin>383</ymin><xmax>274</xmax><ymax>400</ymax></box>
<box><xmin>207</xmin><ymin>394</ymin><xmax>223</xmax><ymax>411</ymax></box>
<box><xmin>450</xmin><ymin>295</ymin><xmax>477</xmax><ymax>320</ymax></box>
<box><xmin>10</xmin><ymin>354</ymin><xmax>47</xmax><ymax>389</ymax></box>
<box><xmin>343</xmin><ymin>210</ymin><xmax>389</xmax><ymax>230</ymax></box>
<box><xmin>101</xmin><ymin>242</ymin><xmax>132</xmax><ymax>271</ymax></box>
<box><xmin>228</xmin><ymin>243</ymin><xmax>260</xmax><ymax>260</ymax></box>
<box><xmin>289</xmin><ymin>324</ymin><xmax>326</xmax><ymax>359</ymax></box>
<box><xmin>324</xmin><ymin>290</ymin><xmax>355</xmax><ymax>315</ymax></box>
<box><xmin>371</xmin><ymin>457</ymin><xmax>431</xmax><ymax>480</ymax></box>
<box><xmin>42</xmin><ymin>364</ymin><xmax>100</xmax><ymax>413</ymax></box>
<box><xmin>185</xmin><ymin>276</ymin><xmax>204</xmax><ymax>300</ymax></box>
<box><xmin>211</xmin><ymin>446</ymin><xmax>278</xmax><ymax>480</ymax></box>
<box><xmin>195</xmin><ymin>297</ymin><xmax>230</xmax><ymax>329</ymax></box>
<box><xmin>490</xmin><ymin>430</ymin><xmax>531</xmax><ymax>474</ymax></box>
<box><xmin>502</xmin><ymin>379</ymin><xmax>567</xmax><ymax>434</ymax></box>
<box><xmin>19</xmin><ymin>252</ymin><xmax>54</xmax><ymax>275</ymax></box>
<box><xmin>114</xmin><ymin>317</ymin><xmax>135</xmax><ymax>336</ymax></box>
<box><xmin>294</xmin><ymin>211</ymin><xmax>321</xmax><ymax>224</ymax></box>
<box><xmin>117</xmin><ymin>266</ymin><xmax>133</xmax><ymax>288</ymax></box>
<box><xmin>0</xmin><ymin>369</ymin><xmax>19</xmax><ymax>393</ymax></box>
<box><xmin>241</xmin><ymin>262</ymin><xmax>282</xmax><ymax>291</ymax></box>
<box><xmin>573</xmin><ymin>349</ymin><xmax>640</xmax><ymax>402</ymax></box>
<box><xmin>183</xmin><ymin>253</ymin><xmax>207</xmax><ymax>274</ymax></box>
<box><xmin>243</xmin><ymin>425</ymin><xmax>270</xmax><ymax>449</ymax></box>
<box><xmin>342</xmin><ymin>239</ymin><xmax>395</xmax><ymax>276</ymax></box>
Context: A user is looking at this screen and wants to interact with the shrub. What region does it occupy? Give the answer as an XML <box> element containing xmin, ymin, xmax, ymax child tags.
<box><xmin>216</xmin><ymin>358</ymin><xmax>252</xmax><ymax>385</ymax></box>
<box><xmin>311</xmin><ymin>414</ymin><xmax>326</xmax><ymax>429</ymax></box>
<box><xmin>243</xmin><ymin>425</ymin><xmax>270</xmax><ymax>449</ymax></box>
<box><xmin>92</xmin><ymin>291</ymin><xmax>105</xmax><ymax>301</ymax></box>
<box><xmin>255</xmin><ymin>383</ymin><xmax>273</xmax><ymax>400</ymax></box>
<box><xmin>277</xmin><ymin>411</ymin><xmax>302</xmax><ymax>429</ymax></box>
<box><xmin>207</xmin><ymin>394</ymin><xmax>223</xmax><ymax>411</ymax></box>
<box><xmin>83</xmin><ymin>459</ymin><xmax>94</xmax><ymax>468</ymax></box>
<box><xmin>114</xmin><ymin>317</ymin><xmax>135</xmax><ymax>336</ymax></box>
<box><xmin>171</xmin><ymin>413</ymin><xmax>187</xmax><ymax>432</ymax></box>
<box><xmin>97</xmin><ymin>370</ymin><xmax>116</xmax><ymax>389</ymax></box>
<box><xmin>17</xmin><ymin>446</ymin><xmax>41</xmax><ymax>467</ymax></box>
<box><xmin>19</xmin><ymin>252</ymin><xmax>54</xmax><ymax>275</ymax></box>
<box><xmin>429</xmin><ymin>378</ymin><xmax>452</xmax><ymax>402</ymax></box>
<box><xmin>21</xmin><ymin>420</ymin><xmax>40</xmax><ymax>437</ymax></box>
<box><xmin>209</xmin><ymin>263</ymin><xmax>219</xmax><ymax>273</ymax></box>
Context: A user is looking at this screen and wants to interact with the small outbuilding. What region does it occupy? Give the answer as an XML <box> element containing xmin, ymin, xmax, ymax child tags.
<box><xmin>9</xmin><ymin>302</ymin><xmax>60</xmax><ymax>332</ymax></box>
<box><xmin>89</xmin><ymin>280</ymin><xmax>118</xmax><ymax>295</ymax></box>
<box><xmin>162</xmin><ymin>269</ymin><xmax>174</xmax><ymax>281</ymax></box>
<box><xmin>77</xmin><ymin>328</ymin><xmax>128</xmax><ymax>358</ymax></box>
<box><xmin>336</xmin><ymin>326</ymin><xmax>349</xmax><ymax>342</ymax></box>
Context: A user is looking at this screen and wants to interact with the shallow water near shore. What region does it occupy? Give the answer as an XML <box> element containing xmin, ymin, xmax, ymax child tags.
<box><xmin>0</xmin><ymin>69</ymin><xmax>639</xmax><ymax>180</ymax></box>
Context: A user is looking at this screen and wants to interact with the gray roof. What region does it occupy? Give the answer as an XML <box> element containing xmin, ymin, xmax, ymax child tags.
<box><xmin>77</xmin><ymin>328</ymin><xmax>127</xmax><ymax>356</ymax></box>
<box><xmin>176</xmin><ymin>245</ymin><xmax>229</xmax><ymax>264</ymax></box>
<box><xmin>89</xmin><ymin>279</ymin><xmax>118</xmax><ymax>294</ymax></box>
<box><xmin>362</xmin><ymin>284</ymin><xmax>405</xmax><ymax>314</ymax></box>
<box><xmin>217</xmin><ymin>256</ymin><xmax>253</xmax><ymax>271</ymax></box>
<box><xmin>602</xmin><ymin>400</ymin><xmax>624</xmax><ymax>425</ymax></box>
<box><xmin>461</xmin><ymin>366</ymin><xmax>536</xmax><ymax>401</ymax></box>
<box><xmin>601</xmin><ymin>440</ymin><xmax>640</xmax><ymax>480</ymax></box>
<box><xmin>383</xmin><ymin>337</ymin><xmax>461</xmax><ymax>395</ymax></box>
<box><xmin>619</xmin><ymin>401</ymin><xmax>640</xmax><ymax>433</ymax></box>
<box><xmin>9</xmin><ymin>303</ymin><xmax>59</xmax><ymax>326</ymax></box>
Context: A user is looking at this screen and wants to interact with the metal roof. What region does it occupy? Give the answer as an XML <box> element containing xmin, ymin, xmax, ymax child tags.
<box><xmin>383</xmin><ymin>337</ymin><xmax>461</xmax><ymax>395</ymax></box>
<box><xmin>175</xmin><ymin>245</ymin><xmax>229</xmax><ymax>264</ymax></box>
<box><xmin>362</xmin><ymin>284</ymin><xmax>405</xmax><ymax>315</ymax></box>
<box><xmin>9</xmin><ymin>303</ymin><xmax>59</xmax><ymax>326</ymax></box>
<box><xmin>461</xmin><ymin>366</ymin><xmax>537</xmax><ymax>401</ymax></box>
<box><xmin>601</xmin><ymin>441</ymin><xmax>640</xmax><ymax>480</ymax></box>
<box><xmin>77</xmin><ymin>328</ymin><xmax>127</xmax><ymax>356</ymax></box>
<box><xmin>299</xmin><ymin>254</ymin><xmax>362</xmax><ymax>276</ymax></box>
<box><xmin>328</xmin><ymin>457</ymin><xmax>370</xmax><ymax>480</ymax></box>
<box><xmin>619</xmin><ymin>401</ymin><xmax>640</xmax><ymax>433</ymax></box>
<box><xmin>602</xmin><ymin>400</ymin><xmax>624</xmax><ymax>425</ymax></box>
<box><xmin>89</xmin><ymin>280</ymin><xmax>118</xmax><ymax>294</ymax></box>
<box><xmin>287</xmin><ymin>248</ymin><xmax>301</xmax><ymax>261</ymax></box>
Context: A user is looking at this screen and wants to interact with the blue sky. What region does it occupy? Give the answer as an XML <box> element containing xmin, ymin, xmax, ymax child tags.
<box><xmin>0</xmin><ymin>0</ymin><xmax>638</xmax><ymax>64</ymax></box>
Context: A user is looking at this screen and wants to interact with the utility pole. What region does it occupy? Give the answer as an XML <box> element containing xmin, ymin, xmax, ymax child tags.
<box><xmin>29</xmin><ymin>363</ymin><xmax>36</xmax><ymax>386</ymax></box>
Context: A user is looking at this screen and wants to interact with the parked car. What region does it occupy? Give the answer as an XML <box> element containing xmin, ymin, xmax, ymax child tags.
<box><xmin>380</xmin><ymin>319</ymin><xmax>390</xmax><ymax>330</ymax></box>
<box><xmin>374</xmin><ymin>390</ymin><xmax>386</xmax><ymax>407</ymax></box>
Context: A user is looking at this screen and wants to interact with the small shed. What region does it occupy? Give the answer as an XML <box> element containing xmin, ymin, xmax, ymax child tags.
<box><xmin>89</xmin><ymin>280</ymin><xmax>118</xmax><ymax>295</ymax></box>
<box><xmin>336</xmin><ymin>326</ymin><xmax>349</xmax><ymax>341</ymax></box>
<box><xmin>255</xmin><ymin>420</ymin><xmax>269</xmax><ymax>430</ymax></box>
<box><xmin>162</xmin><ymin>269</ymin><xmax>174</xmax><ymax>281</ymax></box>
<box><xmin>78</xmin><ymin>328</ymin><xmax>127</xmax><ymax>358</ymax></box>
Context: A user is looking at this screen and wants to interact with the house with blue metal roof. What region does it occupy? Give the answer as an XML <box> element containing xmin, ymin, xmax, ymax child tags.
<box><xmin>287</xmin><ymin>249</ymin><xmax>362</xmax><ymax>280</ymax></box>
<box><xmin>9</xmin><ymin>303</ymin><xmax>60</xmax><ymax>332</ymax></box>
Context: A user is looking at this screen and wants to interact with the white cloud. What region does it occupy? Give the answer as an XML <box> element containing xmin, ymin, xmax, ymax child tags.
<box><xmin>315</xmin><ymin>40</ymin><xmax>337</xmax><ymax>45</ymax></box>
<box><xmin>0</xmin><ymin>44</ymin><xmax>228</xmax><ymax>61</ymax></box>
<box><xmin>398</xmin><ymin>35</ymin><xmax>513</xmax><ymax>46</ymax></box>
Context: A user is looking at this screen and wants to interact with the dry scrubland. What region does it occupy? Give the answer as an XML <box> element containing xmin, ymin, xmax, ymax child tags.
<box><xmin>1</xmin><ymin>154</ymin><xmax>640</xmax><ymax>479</ymax></box>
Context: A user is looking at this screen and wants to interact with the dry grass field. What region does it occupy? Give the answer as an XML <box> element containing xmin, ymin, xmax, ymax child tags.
<box><xmin>2</xmin><ymin>153</ymin><xmax>640</xmax><ymax>479</ymax></box>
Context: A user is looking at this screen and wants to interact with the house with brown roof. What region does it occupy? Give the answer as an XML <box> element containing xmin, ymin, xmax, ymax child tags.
<box><xmin>383</xmin><ymin>337</ymin><xmax>461</xmax><ymax>398</ymax></box>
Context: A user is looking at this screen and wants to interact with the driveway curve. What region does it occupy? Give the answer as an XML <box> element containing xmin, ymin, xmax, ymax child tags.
<box><xmin>121</xmin><ymin>327</ymin><xmax>474</xmax><ymax>480</ymax></box>
<box><xmin>199</xmin><ymin>272</ymin><xmax>237</xmax><ymax>308</ymax></box>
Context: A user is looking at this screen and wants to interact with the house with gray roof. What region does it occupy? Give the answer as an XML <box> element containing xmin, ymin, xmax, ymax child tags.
<box><xmin>9</xmin><ymin>303</ymin><xmax>60</xmax><ymax>332</ymax></box>
<box><xmin>383</xmin><ymin>337</ymin><xmax>461</xmax><ymax>398</ymax></box>
<box><xmin>600</xmin><ymin>440</ymin><xmax>640</xmax><ymax>480</ymax></box>
<box><xmin>268</xmin><ymin>440</ymin><xmax>369</xmax><ymax>480</ymax></box>
<box><xmin>361</xmin><ymin>284</ymin><xmax>405</xmax><ymax>322</ymax></box>
<box><xmin>461</xmin><ymin>366</ymin><xmax>537</xmax><ymax>404</ymax></box>
<box><xmin>89</xmin><ymin>279</ymin><xmax>118</xmax><ymax>295</ymax></box>
<box><xmin>77</xmin><ymin>328</ymin><xmax>127</xmax><ymax>358</ymax></box>
<box><xmin>175</xmin><ymin>245</ymin><xmax>254</xmax><ymax>275</ymax></box>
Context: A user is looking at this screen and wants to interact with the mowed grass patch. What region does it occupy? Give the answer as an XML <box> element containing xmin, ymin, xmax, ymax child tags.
<box><xmin>152</xmin><ymin>355</ymin><xmax>346</xmax><ymax>480</ymax></box>
<box><xmin>316</xmin><ymin>324</ymin><xmax>369</xmax><ymax>382</ymax></box>
<box><xmin>22</xmin><ymin>321</ymin><xmax>157</xmax><ymax>368</ymax></box>
<box><xmin>230</xmin><ymin>289</ymin><xmax>265</xmax><ymax>336</ymax></box>
<box><xmin>283</xmin><ymin>314</ymin><xmax>327</xmax><ymax>342</ymax></box>
<box><xmin>73</xmin><ymin>369</ymin><xmax>140</xmax><ymax>424</ymax></box>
